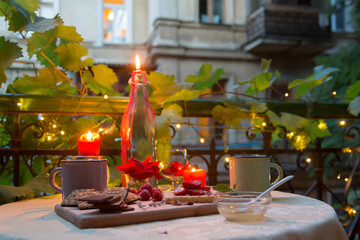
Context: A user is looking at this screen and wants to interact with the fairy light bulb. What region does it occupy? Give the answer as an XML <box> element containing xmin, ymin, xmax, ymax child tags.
<box><xmin>104</xmin><ymin>95</ymin><xmax>108</xmax><ymax>99</ymax></box>
<box><xmin>225</xmin><ymin>157</ymin><xmax>230</xmax><ymax>163</ymax></box>
<box><xmin>284</xmin><ymin>93</ymin><xmax>289</xmax><ymax>97</ymax></box>
<box><xmin>47</xmin><ymin>136</ymin><xmax>51</xmax><ymax>141</ymax></box>
<box><xmin>332</xmin><ymin>91</ymin><xmax>336</xmax><ymax>96</ymax></box>
<box><xmin>262</xmin><ymin>122</ymin><xmax>267</xmax><ymax>127</ymax></box>
<box><xmin>17</xmin><ymin>102</ymin><xmax>21</xmax><ymax>106</ymax></box>
<box><xmin>60</xmin><ymin>131</ymin><xmax>65</xmax><ymax>135</ymax></box>
<box><xmin>176</xmin><ymin>123</ymin><xmax>181</xmax><ymax>129</ymax></box>
<box><xmin>340</xmin><ymin>120</ymin><xmax>346</xmax><ymax>126</ymax></box>
<box><xmin>200</xmin><ymin>138</ymin><xmax>205</xmax><ymax>143</ymax></box>
<box><xmin>337</xmin><ymin>174</ymin><xmax>341</xmax><ymax>180</ymax></box>
<box><xmin>306</xmin><ymin>158</ymin><xmax>311</xmax><ymax>163</ymax></box>
<box><xmin>345</xmin><ymin>178</ymin><xmax>349</xmax><ymax>182</ymax></box>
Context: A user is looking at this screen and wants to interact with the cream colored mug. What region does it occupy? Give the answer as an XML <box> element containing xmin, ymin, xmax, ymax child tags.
<box><xmin>229</xmin><ymin>155</ymin><xmax>283</xmax><ymax>192</ymax></box>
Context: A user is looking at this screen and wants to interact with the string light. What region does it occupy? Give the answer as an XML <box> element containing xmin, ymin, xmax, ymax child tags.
<box><xmin>345</xmin><ymin>178</ymin><xmax>349</xmax><ymax>182</ymax></box>
<box><xmin>306</xmin><ymin>158</ymin><xmax>311</xmax><ymax>163</ymax></box>
<box><xmin>225</xmin><ymin>157</ymin><xmax>230</xmax><ymax>163</ymax></box>
<box><xmin>176</xmin><ymin>124</ymin><xmax>181</xmax><ymax>129</ymax></box>
<box><xmin>332</xmin><ymin>91</ymin><xmax>336</xmax><ymax>96</ymax></box>
<box><xmin>340</xmin><ymin>120</ymin><xmax>346</xmax><ymax>126</ymax></box>
<box><xmin>52</xmin><ymin>124</ymin><xmax>57</xmax><ymax>128</ymax></box>
<box><xmin>104</xmin><ymin>95</ymin><xmax>108</xmax><ymax>99</ymax></box>
<box><xmin>289</xmin><ymin>132</ymin><xmax>294</xmax><ymax>136</ymax></box>
<box><xmin>159</xmin><ymin>162</ymin><xmax>164</xmax><ymax>169</ymax></box>
<box><xmin>60</xmin><ymin>131</ymin><xmax>65</xmax><ymax>135</ymax></box>
<box><xmin>284</xmin><ymin>93</ymin><xmax>289</xmax><ymax>97</ymax></box>
<box><xmin>337</xmin><ymin>173</ymin><xmax>341</xmax><ymax>180</ymax></box>
<box><xmin>200</xmin><ymin>138</ymin><xmax>205</xmax><ymax>143</ymax></box>
<box><xmin>47</xmin><ymin>136</ymin><xmax>51</xmax><ymax>141</ymax></box>
<box><xmin>17</xmin><ymin>102</ymin><xmax>21</xmax><ymax>106</ymax></box>
<box><xmin>262</xmin><ymin>122</ymin><xmax>267</xmax><ymax>127</ymax></box>
<box><xmin>99</xmin><ymin>128</ymin><xmax>104</xmax><ymax>132</ymax></box>
<box><xmin>343</xmin><ymin>147</ymin><xmax>352</xmax><ymax>153</ymax></box>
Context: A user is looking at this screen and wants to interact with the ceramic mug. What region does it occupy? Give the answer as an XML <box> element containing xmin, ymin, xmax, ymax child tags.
<box><xmin>229</xmin><ymin>155</ymin><xmax>283</xmax><ymax>192</ymax></box>
<box><xmin>49</xmin><ymin>156</ymin><xmax>108</xmax><ymax>200</ymax></box>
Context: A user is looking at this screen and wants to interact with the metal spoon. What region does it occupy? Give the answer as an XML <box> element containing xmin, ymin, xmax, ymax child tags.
<box><xmin>248</xmin><ymin>175</ymin><xmax>294</xmax><ymax>204</ymax></box>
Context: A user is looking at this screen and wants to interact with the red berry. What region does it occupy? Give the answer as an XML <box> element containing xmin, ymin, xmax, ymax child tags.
<box><xmin>140</xmin><ymin>184</ymin><xmax>153</xmax><ymax>195</ymax></box>
<box><xmin>129</xmin><ymin>188</ymin><xmax>137</xmax><ymax>195</ymax></box>
<box><xmin>152</xmin><ymin>188</ymin><xmax>163</xmax><ymax>201</ymax></box>
<box><xmin>183</xmin><ymin>180</ymin><xmax>202</xmax><ymax>189</ymax></box>
<box><xmin>139</xmin><ymin>189</ymin><xmax>151</xmax><ymax>201</ymax></box>
<box><xmin>174</xmin><ymin>186</ymin><xmax>187</xmax><ymax>196</ymax></box>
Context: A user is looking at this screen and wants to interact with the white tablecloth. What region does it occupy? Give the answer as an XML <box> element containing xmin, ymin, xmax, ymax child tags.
<box><xmin>0</xmin><ymin>191</ymin><xmax>347</xmax><ymax>240</ymax></box>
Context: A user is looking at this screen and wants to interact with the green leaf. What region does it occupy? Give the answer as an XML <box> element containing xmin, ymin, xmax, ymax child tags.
<box><xmin>164</xmin><ymin>89</ymin><xmax>200</xmax><ymax>103</ymax></box>
<box><xmin>81</xmin><ymin>57</ymin><xmax>93</xmax><ymax>67</ymax></box>
<box><xmin>266</xmin><ymin>110</ymin><xmax>281</xmax><ymax>126</ymax></box>
<box><xmin>0</xmin><ymin>37</ymin><xmax>23</xmax><ymax>84</ymax></box>
<box><xmin>212</xmin><ymin>105</ymin><xmax>248</xmax><ymax>127</ymax></box>
<box><xmin>27</xmin><ymin>30</ymin><xmax>58</xmax><ymax>67</ymax></box>
<box><xmin>26</xmin><ymin>16</ymin><xmax>63</xmax><ymax>33</ymax></box>
<box><xmin>185</xmin><ymin>64</ymin><xmax>224</xmax><ymax>91</ymax></box>
<box><xmin>162</xmin><ymin>104</ymin><xmax>183</xmax><ymax>122</ymax></box>
<box><xmin>279</xmin><ymin>112</ymin><xmax>308</xmax><ymax>131</ymax></box>
<box><xmin>14</xmin><ymin>0</ymin><xmax>39</xmax><ymax>16</ymax></box>
<box><xmin>288</xmin><ymin>65</ymin><xmax>340</xmax><ymax>97</ymax></box>
<box><xmin>306</xmin><ymin>120</ymin><xmax>331</xmax><ymax>139</ymax></box>
<box><xmin>212</xmin><ymin>184</ymin><xmax>233</xmax><ymax>192</ymax></box>
<box><xmin>12</xmin><ymin>67</ymin><xmax>70</xmax><ymax>94</ymax></box>
<box><xmin>260</xmin><ymin>59</ymin><xmax>272</xmax><ymax>72</ymax></box>
<box><xmin>247</xmin><ymin>100</ymin><xmax>267</xmax><ymax>113</ymax></box>
<box><xmin>55</xmin><ymin>24</ymin><xmax>84</xmax><ymax>42</ymax></box>
<box><xmin>8</xmin><ymin>0</ymin><xmax>31</xmax><ymax>31</ymax></box>
<box><xmin>156</xmin><ymin>139</ymin><xmax>172</xmax><ymax>166</ymax></box>
<box><xmin>55</xmin><ymin>42</ymin><xmax>88</xmax><ymax>72</ymax></box>
<box><xmin>345</xmin><ymin>80</ymin><xmax>360</xmax><ymax>100</ymax></box>
<box><xmin>156</xmin><ymin>104</ymin><xmax>183</xmax><ymax>140</ymax></box>
<box><xmin>86</xmin><ymin>64</ymin><xmax>117</xmax><ymax>94</ymax></box>
<box><xmin>147</xmin><ymin>72</ymin><xmax>179</xmax><ymax>105</ymax></box>
<box><xmin>0</xmin><ymin>0</ymin><xmax>11</xmax><ymax>17</ymax></box>
<box><xmin>246</xmin><ymin>72</ymin><xmax>272</xmax><ymax>96</ymax></box>
<box><xmin>348</xmin><ymin>96</ymin><xmax>360</xmax><ymax>116</ymax></box>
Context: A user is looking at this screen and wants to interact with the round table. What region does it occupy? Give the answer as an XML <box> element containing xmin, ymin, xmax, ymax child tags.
<box><xmin>0</xmin><ymin>191</ymin><xmax>347</xmax><ymax>240</ymax></box>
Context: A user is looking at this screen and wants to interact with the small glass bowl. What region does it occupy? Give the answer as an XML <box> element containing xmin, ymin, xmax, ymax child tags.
<box><xmin>215</xmin><ymin>191</ymin><xmax>271</xmax><ymax>222</ymax></box>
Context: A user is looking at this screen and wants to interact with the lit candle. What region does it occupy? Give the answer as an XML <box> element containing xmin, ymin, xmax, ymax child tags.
<box><xmin>183</xmin><ymin>168</ymin><xmax>207</xmax><ymax>187</ymax></box>
<box><xmin>78</xmin><ymin>131</ymin><xmax>101</xmax><ymax>155</ymax></box>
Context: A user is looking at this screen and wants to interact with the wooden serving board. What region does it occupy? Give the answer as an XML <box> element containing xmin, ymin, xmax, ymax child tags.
<box><xmin>55</xmin><ymin>202</ymin><xmax>218</xmax><ymax>229</ymax></box>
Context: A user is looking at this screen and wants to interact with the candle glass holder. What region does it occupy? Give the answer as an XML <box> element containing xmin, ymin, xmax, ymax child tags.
<box><xmin>161</xmin><ymin>149</ymin><xmax>188</xmax><ymax>191</ymax></box>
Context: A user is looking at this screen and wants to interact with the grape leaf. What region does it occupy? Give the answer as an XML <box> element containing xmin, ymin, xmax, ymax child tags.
<box><xmin>260</xmin><ymin>59</ymin><xmax>272</xmax><ymax>72</ymax></box>
<box><xmin>147</xmin><ymin>72</ymin><xmax>179</xmax><ymax>105</ymax></box>
<box><xmin>0</xmin><ymin>0</ymin><xmax>11</xmax><ymax>17</ymax></box>
<box><xmin>12</xmin><ymin>67</ymin><xmax>70</xmax><ymax>94</ymax></box>
<box><xmin>27</xmin><ymin>30</ymin><xmax>58</xmax><ymax>67</ymax></box>
<box><xmin>307</xmin><ymin>119</ymin><xmax>331</xmax><ymax>139</ymax></box>
<box><xmin>245</xmin><ymin>72</ymin><xmax>272</xmax><ymax>96</ymax></box>
<box><xmin>14</xmin><ymin>0</ymin><xmax>38</xmax><ymax>19</ymax></box>
<box><xmin>26</xmin><ymin>16</ymin><xmax>63</xmax><ymax>33</ymax></box>
<box><xmin>0</xmin><ymin>37</ymin><xmax>23</xmax><ymax>84</ymax></box>
<box><xmin>81</xmin><ymin>57</ymin><xmax>93</xmax><ymax>67</ymax></box>
<box><xmin>345</xmin><ymin>80</ymin><xmax>360</xmax><ymax>100</ymax></box>
<box><xmin>265</xmin><ymin>110</ymin><xmax>281</xmax><ymax>126</ymax></box>
<box><xmin>86</xmin><ymin>64</ymin><xmax>117</xmax><ymax>94</ymax></box>
<box><xmin>288</xmin><ymin>65</ymin><xmax>340</xmax><ymax>98</ymax></box>
<box><xmin>55</xmin><ymin>24</ymin><xmax>83</xmax><ymax>42</ymax></box>
<box><xmin>185</xmin><ymin>64</ymin><xmax>224</xmax><ymax>91</ymax></box>
<box><xmin>156</xmin><ymin>139</ymin><xmax>172</xmax><ymax>166</ymax></box>
<box><xmin>164</xmin><ymin>89</ymin><xmax>200</xmax><ymax>103</ymax></box>
<box><xmin>247</xmin><ymin>100</ymin><xmax>267</xmax><ymax>113</ymax></box>
<box><xmin>278</xmin><ymin>112</ymin><xmax>308</xmax><ymax>131</ymax></box>
<box><xmin>348</xmin><ymin>96</ymin><xmax>360</xmax><ymax>116</ymax></box>
<box><xmin>212</xmin><ymin>105</ymin><xmax>248</xmax><ymax>127</ymax></box>
<box><xmin>156</xmin><ymin>104</ymin><xmax>183</xmax><ymax>140</ymax></box>
<box><xmin>55</xmin><ymin>42</ymin><xmax>88</xmax><ymax>72</ymax></box>
<box><xmin>8</xmin><ymin>3</ymin><xmax>30</xmax><ymax>31</ymax></box>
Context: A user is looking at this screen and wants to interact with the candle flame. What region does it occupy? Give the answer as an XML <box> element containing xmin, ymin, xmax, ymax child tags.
<box><xmin>86</xmin><ymin>131</ymin><xmax>92</xmax><ymax>141</ymax></box>
<box><xmin>191</xmin><ymin>168</ymin><xmax>196</xmax><ymax>172</ymax></box>
<box><xmin>135</xmin><ymin>54</ymin><xmax>140</xmax><ymax>70</ymax></box>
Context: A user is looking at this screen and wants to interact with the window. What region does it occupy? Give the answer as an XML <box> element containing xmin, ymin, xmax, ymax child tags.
<box><xmin>199</xmin><ymin>0</ymin><xmax>223</xmax><ymax>24</ymax></box>
<box><xmin>38</xmin><ymin>0</ymin><xmax>59</xmax><ymax>18</ymax></box>
<box><xmin>103</xmin><ymin>0</ymin><xmax>133</xmax><ymax>44</ymax></box>
<box><xmin>331</xmin><ymin>0</ymin><xmax>355</xmax><ymax>32</ymax></box>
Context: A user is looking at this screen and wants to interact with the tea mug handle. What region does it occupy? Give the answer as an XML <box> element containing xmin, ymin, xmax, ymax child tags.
<box><xmin>270</xmin><ymin>163</ymin><xmax>283</xmax><ymax>186</ymax></box>
<box><xmin>49</xmin><ymin>167</ymin><xmax>62</xmax><ymax>193</ymax></box>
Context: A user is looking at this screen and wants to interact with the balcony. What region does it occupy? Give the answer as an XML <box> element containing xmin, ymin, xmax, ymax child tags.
<box><xmin>243</xmin><ymin>5</ymin><xmax>334</xmax><ymax>56</ymax></box>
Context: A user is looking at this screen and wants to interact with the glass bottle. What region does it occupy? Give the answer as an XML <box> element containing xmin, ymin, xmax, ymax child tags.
<box><xmin>120</xmin><ymin>68</ymin><xmax>157</xmax><ymax>187</ymax></box>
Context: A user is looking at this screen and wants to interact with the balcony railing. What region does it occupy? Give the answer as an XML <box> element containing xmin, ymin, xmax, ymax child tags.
<box><xmin>243</xmin><ymin>4</ymin><xmax>333</xmax><ymax>55</ymax></box>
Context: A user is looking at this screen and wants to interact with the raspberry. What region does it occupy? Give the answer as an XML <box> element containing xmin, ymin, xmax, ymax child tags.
<box><xmin>129</xmin><ymin>188</ymin><xmax>137</xmax><ymax>195</ymax></box>
<box><xmin>139</xmin><ymin>189</ymin><xmax>151</xmax><ymax>201</ymax></box>
<box><xmin>152</xmin><ymin>188</ymin><xmax>163</xmax><ymax>201</ymax></box>
<box><xmin>140</xmin><ymin>184</ymin><xmax>153</xmax><ymax>195</ymax></box>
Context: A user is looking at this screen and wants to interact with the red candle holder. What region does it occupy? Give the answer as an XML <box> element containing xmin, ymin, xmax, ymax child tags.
<box><xmin>183</xmin><ymin>168</ymin><xmax>207</xmax><ymax>187</ymax></box>
<box><xmin>78</xmin><ymin>131</ymin><xmax>101</xmax><ymax>156</ymax></box>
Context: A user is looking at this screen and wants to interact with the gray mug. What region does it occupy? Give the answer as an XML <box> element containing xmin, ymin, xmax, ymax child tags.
<box><xmin>49</xmin><ymin>156</ymin><xmax>108</xmax><ymax>199</ymax></box>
